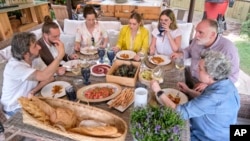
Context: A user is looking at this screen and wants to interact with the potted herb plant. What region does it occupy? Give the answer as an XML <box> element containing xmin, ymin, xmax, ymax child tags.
<box><xmin>130</xmin><ymin>106</ymin><xmax>185</xmax><ymax>141</ymax></box>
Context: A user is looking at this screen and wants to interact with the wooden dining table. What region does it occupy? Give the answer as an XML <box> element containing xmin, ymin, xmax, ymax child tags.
<box><xmin>3</xmin><ymin>55</ymin><xmax>190</xmax><ymax>141</ymax></box>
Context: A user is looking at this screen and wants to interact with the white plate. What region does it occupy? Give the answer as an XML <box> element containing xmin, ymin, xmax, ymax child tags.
<box><xmin>90</xmin><ymin>64</ymin><xmax>111</xmax><ymax>77</ymax></box>
<box><xmin>62</xmin><ymin>60</ymin><xmax>84</xmax><ymax>71</ymax></box>
<box><xmin>77</xmin><ymin>83</ymin><xmax>122</xmax><ymax>103</ymax></box>
<box><xmin>80</xmin><ymin>46</ymin><xmax>98</xmax><ymax>55</ymax></box>
<box><xmin>116</xmin><ymin>50</ymin><xmax>136</xmax><ymax>60</ymax></box>
<box><xmin>107</xmin><ymin>98</ymin><xmax>134</xmax><ymax>112</ymax></box>
<box><xmin>149</xmin><ymin>55</ymin><xmax>171</xmax><ymax>65</ymax></box>
<box><xmin>41</xmin><ymin>81</ymin><xmax>71</xmax><ymax>98</ymax></box>
<box><xmin>156</xmin><ymin>88</ymin><xmax>188</xmax><ymax>105</ymax></box>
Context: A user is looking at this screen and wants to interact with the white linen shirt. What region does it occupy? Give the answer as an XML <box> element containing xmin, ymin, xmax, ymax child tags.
<box><xmin>75</xmin><ymin>22</ymin><xmax>108</xmax><ymax>47</ymax></box>
<box><xmin>152</xmin><ymin>28</ymin><xmax>182</xmax><ymax>56</ymax></box>
<box><xmin>1</xmin><ymin>58</ymin><xmax>38</xmax><ymax>112</ymax></box>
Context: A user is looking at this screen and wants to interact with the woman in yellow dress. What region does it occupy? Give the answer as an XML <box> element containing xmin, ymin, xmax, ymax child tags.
<box><xmin>113</xmin><ymin>12</ymin><xmax>149</xmax><ymax>61</ymax></box>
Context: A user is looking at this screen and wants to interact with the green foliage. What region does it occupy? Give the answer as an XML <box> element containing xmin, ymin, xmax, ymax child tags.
<box><xmin>240</xmin><ymin>13</ymin><xmax>250</xmax><ymax>39</ymax></box>
<box><xmin>130</xmin><ymin>106</ymin><xmax>185</xmax><ymax>141</ymax></box>
<box><xmin>235</xmin><ymin>40</ymin><xmax>250</xmax><ymax>75</ymax></box>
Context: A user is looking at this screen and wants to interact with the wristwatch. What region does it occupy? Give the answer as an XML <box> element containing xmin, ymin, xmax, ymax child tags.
<box><xmin>157</xmin><ymin>90</ymin><xmax>165</xmax><ymax>97</ymax></box>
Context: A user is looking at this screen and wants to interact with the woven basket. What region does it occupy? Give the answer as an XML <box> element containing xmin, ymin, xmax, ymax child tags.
<box><xmin>22</xmin><ymin>97</ymin><xmax>127</xmax><ymax>141</ymax></box>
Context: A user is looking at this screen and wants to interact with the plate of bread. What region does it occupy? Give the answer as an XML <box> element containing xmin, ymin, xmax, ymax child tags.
<box><xmin>107</xmin><ymin>88</ymin><xmax>134</xmax><ymax>112</ymax></box>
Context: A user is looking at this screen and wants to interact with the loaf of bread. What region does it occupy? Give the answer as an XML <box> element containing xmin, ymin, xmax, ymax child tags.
<box><xmin>69</xmin><ymin>125</ymin><xmax>119</xmax><ymax>137</ymax></box>
<box><xmin>18</xmin><ymin>97</ymin><xmax>77</xmax><ymax>129</ymax></box>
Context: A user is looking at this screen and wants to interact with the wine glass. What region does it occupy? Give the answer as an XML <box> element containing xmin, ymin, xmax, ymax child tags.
<box><xmin>175</xmin><ymin>57</ymin><xmax>185</xmax><ymax>70</ymax></box>
<box><xmin>71</xmin><ymin>65</ymin><xmax>81</xmax><ymax>75</ymax></box>
<box><xmin>157</xmin><ymin>24</ymin><xmax>165</xmax><ymax>37</ymax></box>
<box><xmin>151</xmin><ymin>66</ymin><xmax>164</xmax><ymax>83</ymax></box>
<box><xmin>138</xmin><ymin>52</ymin><xmax>146</xmax><ymax>70</ymax></box>
<box><xmin>107</xmin><ymin>50</ymin><xmax>115</xmax><ymax>65</ymax></box>
<box><xmin>81</xmin><ymin>68</ymin><xmax>91</xmax><ymax>85</ymax></box>
<box><xmin>97</xmin><ymin>48</ymin><xmax>105</xmax><ymax>63</ymax></box>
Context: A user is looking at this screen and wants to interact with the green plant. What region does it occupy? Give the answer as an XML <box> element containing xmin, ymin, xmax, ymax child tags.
<box><xmin>235</xmin><ymin>40</ymin><xmax>250</xmax><ymax>75</ymax></box>
<box><xmin>240</xmin><ymin>13</ymin><xmax>250</xmax><ymax>39</ymax></box>
<box><xmin>130</xmin><ymin>106</ymin><xmax>185</xmax><ymax>141</ymax></box>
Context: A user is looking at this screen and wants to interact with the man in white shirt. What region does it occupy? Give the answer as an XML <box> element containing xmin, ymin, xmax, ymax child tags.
<box><xmin>1</xmin><ymin>32</ymin><xmax>65</xmax><ymax>117</ymax></box>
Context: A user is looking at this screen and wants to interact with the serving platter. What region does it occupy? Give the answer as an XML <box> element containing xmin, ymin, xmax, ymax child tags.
<box><xmin>116</xmin><ymin>50</ymin><xmax>136</xmax><ymax>60</ymax></box>
<box><xmin>156</xmin><ymin>88</ymin><xmax>188</xmax><ymax>105</ymax></box>
<box><xmin>77</xmin><ymin>83</ymin><xmax>122</xmax><ymax>103</ymax></box>
<box><xmin>148</xmin><ymin>55</ymin><xmax>171</xmax><ymax>66</ymax></box>
<box><xmin>41</xmin><ymin>81</ymin><xmax>71</xmax><ymax>98</ymax></box>
<box><xmin>90</xmin><ymin>64</ymin><xmax>111</xmax><ymax>77</ymax></box>
<box><xmin>107</xmin><ymin>88</ymin><xmax>135</xmax><ymax>112</ymax></box>
<box><xmin>80</xmin><ymin>46</ymin><xmax>98</xmax><ymax>55</ymax></box>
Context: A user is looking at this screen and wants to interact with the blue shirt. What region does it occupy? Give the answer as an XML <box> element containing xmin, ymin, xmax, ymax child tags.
<box><xmin>176</xmin><ymin>79</ymin><xmax>240</xmax><ymax>141</ymax></box>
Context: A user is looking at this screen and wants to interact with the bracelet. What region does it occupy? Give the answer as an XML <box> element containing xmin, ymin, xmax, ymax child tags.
<box><xmin>157</xmin><ymin>90</ymin><xmax>165</xmax><ymax>97</ymax></box>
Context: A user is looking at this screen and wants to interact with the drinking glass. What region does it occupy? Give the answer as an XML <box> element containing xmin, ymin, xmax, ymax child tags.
<box><xmin>81</xmin><ymin>68</ymin><xmax>91</xmax><ymax>85</ymax></box>
<box><xmin>97</xmin><ymin>48</ymin><xmax>105</xmax><ymax>63</ymax></box>
<box><xmin>138</xmin><ymin>52</ymin><xmax>146</xmax><ymax>70</ymax></box>
<box><xmin>134</xmin><ymin>87</ymin><xmax>148</xmax><ymax>108</ymax></box>
<box><xmin>157</xmin><ymin>24</ymin><xmax>165</xmax><ymax>37</ymax></box>
<box><xmin>175</xmin><ymin>57</ymin><xmax>185</xmax><ymax>70</ymax></box>
<box><xmin>65</xmin><ymin>86</ymin><xmax>77</xmax><ymax>101</ymax></box>
<box><xmin>107</xmin><ymin>50</ymin><xmax>115</xmax><ymax>65</ymax></box>
<box><xmin>151</xmin><ymin>66</ymin><xmax>164</xmax><ymax>83</ymax></box>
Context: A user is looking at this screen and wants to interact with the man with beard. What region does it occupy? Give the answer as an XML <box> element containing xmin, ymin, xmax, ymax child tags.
<box><xmin>37</xmin><ymin>16</ymin><xmax>78</xmax><ymax>75</ymax></box>
<box><xmin>171</xmin><ymin>19</ymin><xmax>239</xmax><ymax>93</ymax></box>
<box><xmin>1</xmin><ymin>32</ymin><xmax>65</xmax><ymax>117</ymax></box>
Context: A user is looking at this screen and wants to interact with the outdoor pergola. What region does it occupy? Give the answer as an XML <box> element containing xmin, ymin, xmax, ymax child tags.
<box><xmin>65</xmin><ymin>0</ymin><xmax>196</xmax><ymax>22</ymax></box>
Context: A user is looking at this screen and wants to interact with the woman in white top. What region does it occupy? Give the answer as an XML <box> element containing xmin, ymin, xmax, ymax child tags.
<box><xmin>74</xmin><ymin>5</ymin><xmax>108</xmax><ymax>51</ymax></box>
<box><xmin>149</xmin><ymin>9</ymin><xmax>182</xmax><ymax>56</ymax></box>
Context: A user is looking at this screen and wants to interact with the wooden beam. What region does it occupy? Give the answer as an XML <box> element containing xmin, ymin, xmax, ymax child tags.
<box><xmin>66</xmin><ymin>0</ymin><xmax>73</xmax><ymax>19</ymax></box>
<box><xmin>187</xmin><ymin>0</ymin><xmax>195</xmax><ymax>22</ymax></box>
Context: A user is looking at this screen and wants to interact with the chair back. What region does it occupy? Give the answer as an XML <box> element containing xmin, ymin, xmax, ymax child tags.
<box><xmin>51</xmin><ymin>4</ymin><xmax>69</xmax><ymax>21</ymax></box>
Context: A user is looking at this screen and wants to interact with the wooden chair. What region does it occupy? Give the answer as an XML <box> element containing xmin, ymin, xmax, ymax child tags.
<box><xmin>51</xmin><ymin>4</ymin><xmax>69</xmax><ymax>21</ymax></box>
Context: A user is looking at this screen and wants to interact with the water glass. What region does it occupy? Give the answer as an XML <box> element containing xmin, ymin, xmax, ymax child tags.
<box><xmin>107</xmin><ymin>50</ymin><xmax>115</xmax><ymax>65</ymax></box>
<box><xmin>65</xmin><ymin>86</ymin><xmax>77</xmax><ymax>101</ymax></box>
<box><xmin>81</xmin><ymin>67</ymin><xmax>91</xmax><ymax>85</ymax></box>
<box><xmin>134</xmin><ymin>87</ymin><xmax>148</xmax><ymax>108</ymax></box>
<box><xmin>157</xmin><ymin>25</ymin><xmax>165</xmax><ymax>37</ymax></box>
<box><xmin>97</xmin><ymin>48</ymin><xmax>105</xmax><ymax>63</ymax></box>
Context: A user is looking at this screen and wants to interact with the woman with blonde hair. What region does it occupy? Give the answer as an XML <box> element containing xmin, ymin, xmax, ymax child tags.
<box><xmin>113</xmin><ymin>12</ymin><xmax>149</xmax><ymax>61</ymax></box>
<box><xmin>150</xmin><ymin>9</ymin><xmax>182</xmax><ymax>56</ymax></box>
